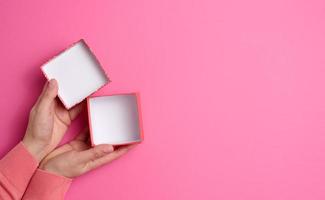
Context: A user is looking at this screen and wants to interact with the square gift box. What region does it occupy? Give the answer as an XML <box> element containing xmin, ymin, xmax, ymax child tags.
<box><xmin>41</xmin><ymin>39</ymin><xmax>109</xmax><ymax>109</ymax></box>
<box><xmin>87</xmin><ymin>93</ymin><xmax>144</xmax><ymax>145</ymax></box>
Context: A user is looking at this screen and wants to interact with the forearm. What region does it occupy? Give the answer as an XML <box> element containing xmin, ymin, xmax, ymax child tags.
<box><xmin>0</xmin><ymin>142</ymin><xmax>39</xmax><ymax>200</ymax></box>
<box><xmin>22</xmin><ymin>169</ymin><xmax>72</xmax><ymax>200</ymax></box>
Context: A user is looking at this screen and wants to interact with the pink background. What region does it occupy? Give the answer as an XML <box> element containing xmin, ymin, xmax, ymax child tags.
<box><xmin>1</xmin><ymin>0</ymin><xmax>325</xmax><ymax>199</ymax></box>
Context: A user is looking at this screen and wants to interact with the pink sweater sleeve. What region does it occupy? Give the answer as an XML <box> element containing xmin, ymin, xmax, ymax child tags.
<box><xmin>0</xmin><ymin>142</ymin><xmax>38</xmax><ymax>200</ymax></box>
<box><xmin>22</xmin><ymin>169</ymin><xmax>72</xmax><ymax>200</ymax></box>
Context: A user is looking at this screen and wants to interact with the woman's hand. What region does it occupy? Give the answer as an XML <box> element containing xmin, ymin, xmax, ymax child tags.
<box><xmin>22</xmin><ymin>80</ymin><xmax>84</xmax><ymax>161</ymax></box>
<box><xmin>39</xmin><ymin>129</ymin><xmax>136</xmax><ymax>178</ymax></box>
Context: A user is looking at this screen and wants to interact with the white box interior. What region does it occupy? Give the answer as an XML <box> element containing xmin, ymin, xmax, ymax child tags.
<box><xmin>41</xmin><ymin>40</ymin><xmax>109</xmax><ymax>109</ymax></box>
<box><xmin>88</xmin><ymin>94</ymin><xmax>142</xmax><ymax>145</ymax></box>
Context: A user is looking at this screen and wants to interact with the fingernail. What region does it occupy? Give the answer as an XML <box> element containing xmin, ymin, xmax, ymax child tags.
<box><xmin>48</xmin><ymin>79</ymin><xmax>56</xmax><ymax>89</ymax></box>
<box><xmin>103</xmin><ymin>145</ymin><xmax>114</xmax><ymax>153</ymax></box>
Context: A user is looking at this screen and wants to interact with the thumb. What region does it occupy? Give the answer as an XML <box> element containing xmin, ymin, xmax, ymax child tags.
<box><xmin>37</xmin><ymin>79</ymin><xmax>58</xmax><ymax>109</ymax></box>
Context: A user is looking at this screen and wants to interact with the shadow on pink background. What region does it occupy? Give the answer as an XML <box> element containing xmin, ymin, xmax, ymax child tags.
<box><xmin>1</xmin><ymin>0</ymin><xmax>325</xmax><ymax>199</ymax></box>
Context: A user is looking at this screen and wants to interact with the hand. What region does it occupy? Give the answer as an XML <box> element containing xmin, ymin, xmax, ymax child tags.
<box><xmin>23</xmin><ymin>80</ymin><xmax>84</xmax><ymax>161</ymax></box>
<box><xmin>39</xmin><ymin>129</ymin><xmax>136</xmax><ymax>178</ymax></box>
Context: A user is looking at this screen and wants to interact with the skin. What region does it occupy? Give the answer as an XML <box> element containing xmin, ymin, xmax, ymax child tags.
<box><xmin>23</xmin><ymin>79</ymin><xmax>84</xmax><ymax>161</ymax></box>
<box><xmin>40</xmin><ymin>129</ymin><xmax>136</xmax><ymax>178</ymax></box>
<box><xmin>22</xmin><ymin>79</ymin><xmax>135</xmax><ymax>178</ymax></box>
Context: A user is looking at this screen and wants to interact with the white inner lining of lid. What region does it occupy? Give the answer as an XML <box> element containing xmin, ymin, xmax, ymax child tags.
<box><xmin>42</xmin><ymin>40</ymin><xmax>108</xmax><ymax>109</ymax></box>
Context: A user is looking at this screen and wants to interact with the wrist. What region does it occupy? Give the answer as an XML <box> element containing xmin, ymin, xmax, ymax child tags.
<box><xmin>22</xmin><ymin>137</ymin><xmax>49</xmax><ymax>162</ymax></box>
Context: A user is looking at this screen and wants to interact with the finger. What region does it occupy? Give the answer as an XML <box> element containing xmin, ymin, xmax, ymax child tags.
<box><xmin>77</xmin><ymin>144</ymin><xmax>114</xmax><ymax>163</ymax></box>
<box><xmin>68</xmin><ymin>101</ymin><xmax>85</xmax><ymax>120</ymax></box>
<box><xmin>87</xmin><ymin>144</ymin><xmax>137</xmax><ymax>170</ymax></box>
<box><xmin>75</xmin><ymin>127</ymin><xmax>89</xmax><ymax>142</ymax></box>
<box><xmin>37</xmin><ymin>79</ymin><xmax>58</xmax><ymax>109</ymax></box>
<box><xmin>34</xmin><ymin>81</ymin><xmax>49</xmax><ymax>106</ymax></box>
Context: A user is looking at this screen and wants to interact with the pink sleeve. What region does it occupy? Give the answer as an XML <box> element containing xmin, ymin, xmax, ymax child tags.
<box><xmin>0</xmin><ymin>142</ymin><xmax>39</xmax><ymax>200</ymax></box>
<box><xmin>22</xmin><ymin>169</ymin><xmax>72</xmax><ymax>200</ymax></box>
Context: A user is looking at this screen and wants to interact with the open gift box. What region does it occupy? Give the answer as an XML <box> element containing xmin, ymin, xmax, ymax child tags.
<box><xmin>41</xmin><ymin>39</ymin><xmax>109</xmax><ymax>109</ymax></box>
<box><xmin>87</xmin><ymin>94</ymin><xmax>144</xmax><ymax>146</ymax></box>
<box><xmin>40</xmin><ymin>40</ymin><xmax>144</xmax><ymax>145</ymax></box>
